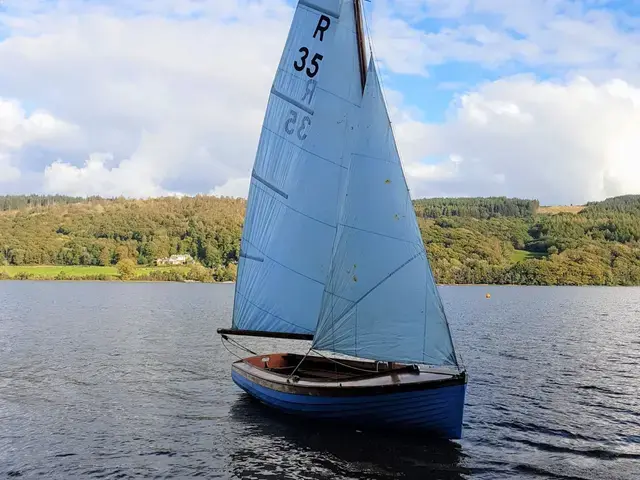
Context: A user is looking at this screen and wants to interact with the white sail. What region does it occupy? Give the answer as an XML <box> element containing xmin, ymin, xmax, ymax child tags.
<box><xmin>232</xmin><ymin>0</ymin><xmax>363</xmax><ymax>334</ymax></box>
<box><xmin>312</xmin><ymin>59</ymin><xmax>458</xmax><ymax>366</ymax></box>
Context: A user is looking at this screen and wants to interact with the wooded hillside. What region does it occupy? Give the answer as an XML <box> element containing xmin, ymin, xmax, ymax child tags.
<box><xmin>1</xmin><ymin>194</ymin><xmax>639</xmax><ymax>285</ymax></box>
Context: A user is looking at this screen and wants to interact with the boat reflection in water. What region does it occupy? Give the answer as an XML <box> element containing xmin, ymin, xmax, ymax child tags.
<box><xmin>226</xmin><ymin>395</ymin><xmax>469</xmax><ymax>480</ymax></box>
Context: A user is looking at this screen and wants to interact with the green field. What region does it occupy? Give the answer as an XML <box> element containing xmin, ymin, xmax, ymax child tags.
<box><xmin>510</xmin><ymin>250</ymin><xmax>548</xmax><ymax>263</ymax></box>
<box><xmin>0</xmin><ymin>265</ymin><xmax>191</xmax><ymax>280</ymax></box>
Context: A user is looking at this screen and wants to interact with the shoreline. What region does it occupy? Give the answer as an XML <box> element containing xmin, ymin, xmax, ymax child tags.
<box><xmin>0</xmin><ymin>265</ymin><xmax>236</xmax><ymax>283</ymax></box>
<box><xmin>2</xmin><ymin>265</ymin><xmax>638</xmax><ymax>287</ymax></box>
<box><xmin>0</xmin><ymin>277</ymin><xmax>236</xmax><ymax>284</ymax></box>
<box><xmin>1</xmin><ymin>276</ymin><xmax>637</xmax><ymax>287</ymax></box>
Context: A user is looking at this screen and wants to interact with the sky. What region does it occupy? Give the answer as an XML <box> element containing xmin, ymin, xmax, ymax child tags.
<box><xmin>1</xmin><ymin>0</ymin><xmax>640</xmax><ymax>205</ymax></box>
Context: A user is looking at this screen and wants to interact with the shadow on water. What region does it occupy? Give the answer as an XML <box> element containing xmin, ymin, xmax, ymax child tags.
<box><xmin>227</xmin><ymin>394</ymin><xmax>470</xmax><ymax>480</ymax></box>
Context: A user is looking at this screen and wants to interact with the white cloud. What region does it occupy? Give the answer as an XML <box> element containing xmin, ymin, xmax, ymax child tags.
<box><xmin>0</xmin><ymin>0</ymin><xmax>293</xmax><ymax>195</ymax></box>
<box><xmin>0</xmin><ymin>0</ymin><xmax>639</xmax><ymax>204</ymax></box>
<box><xmin>392</xmin><ymin>75</ymin><xmax>640</xmax><ymax>204</ymax></box>
<box><xmin>0</xmin><ymin>153</ymin><xmax>20</xmax><ymax>184</ymax></box>
<box><xmin>371</xmin><ymin>0</ymin><xmax>640</xmax><ymax>82</ymax></box>
<box><xmin>210</xmin><ymin>177</ymin><xmax>251</xmax><ymax>199</ymax></box>
<box><xmin>44</xmin><ymin>152</ymin><xmax>178</xmax><ymax>199</ymax></box>
<box><xmin>0</xmin><ymin>97</ymin><xmax>78</xmax><ymax>183</ymax></box>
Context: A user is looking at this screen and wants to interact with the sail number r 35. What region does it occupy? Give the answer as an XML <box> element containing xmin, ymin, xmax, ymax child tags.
<box><xmin>292</xmin><ymin>14</ymin><xmax>330</xmax><ymax>79</ymax></box>
<box><xmin>282</xmin><ymin>15</ymin><xmax>330</xmax><ymax>141</ymax></box>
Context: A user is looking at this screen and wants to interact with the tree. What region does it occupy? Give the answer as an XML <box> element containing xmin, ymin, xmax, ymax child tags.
<box><xmin>187</xmin><ymin>263</ymin><xmax>212</xmax><ymax>282</ymax></box>
<box><xmin>115</xmin><ymin>245</ymin><xmax>130</xmax><ymax>263</ymax></box>
<box><xmin>7</xmin><ymin>248</ymin><xmax>26</xmax><ymax>265</ymax></box>
<box><xmin>116</xmin><ymin>259</ymin><xmax>137</xmax><ymax>280</ymax></box>
<box><xmin>98</xmin><ymin>247</ymin><xmax>112</xmax><ymax>266</ymax></box>
<box><xmin>224</xmin><ymin>262</ymin><xmax>238</xmax><ymax>281</ymax></box>
<box><xmin>202</xmin><ymin>242</ymin><xmax>222</xmax><ymax>268</ymax></box>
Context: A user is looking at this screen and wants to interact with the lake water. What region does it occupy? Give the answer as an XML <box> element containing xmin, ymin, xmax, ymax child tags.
<box><xmin>1</xmin><ymin>282</ymin><xmax>639</xmax><ymax>479</ymax></box>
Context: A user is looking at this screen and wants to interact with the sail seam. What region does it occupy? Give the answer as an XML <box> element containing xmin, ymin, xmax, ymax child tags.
<box><xmin>235</xmin><ymin>289</ymin><xmax>314</xmax><ymax>333</ymax></box>
<box><xmin>241</xmin><ymin>237</ymin><xmax>327</xmax><ymax>286</ymax></box>
<box><xmin>271</xmin><ymin>87</ymin><xmax>315</xmax><ymax>116</ymax></box>
<box><xmin>322</xmin><ymin>290</ymin><xmax>353</xmax><ymax>304</ymax></box>
<box><xmin>352</xmin><ymin>152</ymin><xmax>398</xmax><ymax>166</ymax></box>
<box><xmin>263</xmin><ymin>126</ymin><xmax>348</xmax><ymax>170</ymax></box>
<box><xmin>253</xmin><ymin>181</ymin><xmax>337</xmax><ymax>229</ymax></box>
<box><xmin>327</xmin><ymin>250</ymin><xmax>426</xmax><ymax>327</ymax></box>
<box><xmin>274</xmin><ymin>68</ymin><xmax>363</xmax><ymax>110</ymax></box>
<box><xmin>298</xmin><ymin>0</ymin><xmax>340</xmax><ymax>19</ymax></box>
<box><xmin>251</xmin><ymin>171</ymin><xmax>289</xmax><ymax>199</ymax></box>
<box><xmin>338</xmin><ymin>222</ymin><xmax>420</xmax><ymax>245</ymax></box>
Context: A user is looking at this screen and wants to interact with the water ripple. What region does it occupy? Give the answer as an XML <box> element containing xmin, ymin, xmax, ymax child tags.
<box><xmin>0</xmin><ymin>282</ymin><xmax>639</xmax><ymax>479</ymax></box>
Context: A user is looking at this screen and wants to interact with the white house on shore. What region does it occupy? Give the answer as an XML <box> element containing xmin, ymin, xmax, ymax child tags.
<box><xmin>156</xmin><ymin>254</ymin><xmax>194</xmax><ymax>266</ymax></box>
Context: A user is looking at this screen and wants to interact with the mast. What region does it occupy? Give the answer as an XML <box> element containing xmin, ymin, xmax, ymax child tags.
<box><xmin>354</xmin><ymin>0</ymin><xmax>367</xmax><ymax>91</ymax></box>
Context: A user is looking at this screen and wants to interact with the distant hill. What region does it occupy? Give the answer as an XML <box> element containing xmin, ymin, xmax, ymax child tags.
<box><xmin>414</xmin><ymin>196</ymin><xmax>539</xmax><ymax>219</ymax></box>
<box><xmin>0</xmin><ymin>194</ymin><xmax>638</xmax><ymax>285</ymax></box>
<box><xmin>0</xmin><ymin>194</ymin><xmax>107</xmax><ymax>211</ymax></box>
<box><xmin>583</xmin><ymin>195</ymin><xmax>640</xmax><ymax>215</ymax></box>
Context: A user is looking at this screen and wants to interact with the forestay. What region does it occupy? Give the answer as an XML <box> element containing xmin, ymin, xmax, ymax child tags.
<box><xmin>312</xmin><ymin>59</ymin><xmax>459</xmax><ymax>366</ymax></box>
<box><xmin>232</xmin><ymin>0</ymin><xmax>363</xmax><ymax>334</ymax></box>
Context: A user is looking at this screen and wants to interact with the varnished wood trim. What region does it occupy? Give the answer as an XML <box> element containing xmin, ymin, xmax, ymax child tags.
<box><xmin>232</xmin><ymin>362</ymin><xmax>467</xmax><ymax>397</ymax></box>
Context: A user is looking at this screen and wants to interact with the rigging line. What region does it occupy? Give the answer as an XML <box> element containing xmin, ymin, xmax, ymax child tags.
<box><xmin>287</xmin><ymin>347</ymin><xmax>313</xmax><ymax>380</ymax></box>
<box><xmin>223</xmin><ymin>334</ymin><xmax>257</xmax><ymax>356</ymax></box>
<box><xmin>362</xmin><ymin>5</ymin><xmax>392</xmax><ymax>130</ymax></box>
<box><xmin>360</xmin><ymin>3</ymin><xmax>413</xmax><ymax>196</ymax></box>
<box><xmin>220</xmin><ymin>335</ymin><xmax>247</xmax><ymax>362</ymax></box>
<box><xmin>457</xmin><ymin>351</ymin><xmax>466</xmax><ymax>370</ymax></box>
<box><xmin>221</xmin><ymin>336</ymin><xmax>304</xmax><ymax>372</ymax></box>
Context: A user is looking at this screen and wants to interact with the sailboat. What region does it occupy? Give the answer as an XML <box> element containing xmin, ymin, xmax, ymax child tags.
<box><xmin>217</xmin><ymin>0</ymin><xmax>467</xmax><ymax>439</ymax></box>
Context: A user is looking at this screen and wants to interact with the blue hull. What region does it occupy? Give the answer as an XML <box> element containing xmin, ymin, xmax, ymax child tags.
<box><xmin>232</xmin><ymin>367</ymin><xmax>466</xmax><ymax>439</ymax></box>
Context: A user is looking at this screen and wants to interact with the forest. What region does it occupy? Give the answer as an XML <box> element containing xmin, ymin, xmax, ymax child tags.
<box><xmin>1</xmin><ymin>194</ymin><xmax>639</xmax><ymax>285</ymax></box>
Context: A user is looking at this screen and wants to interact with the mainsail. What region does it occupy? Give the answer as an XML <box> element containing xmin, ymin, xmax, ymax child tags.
<box><xmin>231</xmin><ymin>0</ymin><xmax>363</xmax><ymax>335</ymax></box>
<box><xmin>312</xmin><ymin>59</ymin><xmax>459</xmax><ymax>366</ymax></box>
